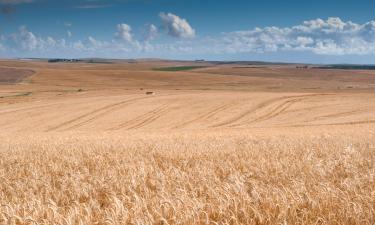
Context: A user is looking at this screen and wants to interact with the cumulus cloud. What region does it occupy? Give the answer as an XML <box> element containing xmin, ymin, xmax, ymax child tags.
<box><xmin>221</xmin><ymin>17</ymin><xmax>375</xmax><ymax>55</ymax></box>
<box><xmin>5</xmin><ymin>26</ymin><xmax>66</xmax><ymax>53</ymax></box>
<box><xmin>67</xmin><ymin>30</ymin><xmax>72</xmax><ymax>37</ymax></box>
<box><xmin>16</xmin><ymin>26</ymin><xmax>38</xmax><ymax>50</ymax></box>
<box><xmin>71</xmin><ymin>36</ymin><xmax>112</xmax><ymax>52</ymax></box>
<box><xmin>159</xmin><ymin>12</ymin><xmax>195</xmax><ymax>38</ymax></box>
<box><xmin>87</xmin><ymin>36</ymin><xmax>104</xmax><ymax>48</ymax></box>
<box><xmin>115</xmin><ymin>23</ymin><xmax>133</xmax><ymax>43</ymax></box>
<box><xmin>72</xmin><ymin>40</ymin><xmax>85</xmax><ymax>51</ymax></box>
<box><xmin>68</xmin><ymin>24</ymin><xmax>140</xmax><ymax>54</ymax></box>
<box><xmin>144</xmin><ymin>24</ymin><xmax>158</xmax><ymax>41</ymax></box>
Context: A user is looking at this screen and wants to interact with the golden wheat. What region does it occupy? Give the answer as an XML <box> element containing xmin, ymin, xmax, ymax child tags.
<box><xmin>0</xmin><ymin>132</ymin><xmax>374</xmax><ymax>225</ymax></box>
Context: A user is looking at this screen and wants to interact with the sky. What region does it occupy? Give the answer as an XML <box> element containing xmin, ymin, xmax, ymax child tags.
<box><xmin>1</xmin><ymin>0</ymin><xmax>375</xmax><ymax>63</ymax></box>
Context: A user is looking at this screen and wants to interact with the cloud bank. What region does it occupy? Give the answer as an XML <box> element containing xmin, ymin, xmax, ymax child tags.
<box><xmin>221</xmin><ymin>17</ymin><xmax>375</xmax><ymax>55</ymax></box>
<box><xmin>1</xmin><ymin>16</ymin><xmax>375</xmax><ymax>59</ymax></box>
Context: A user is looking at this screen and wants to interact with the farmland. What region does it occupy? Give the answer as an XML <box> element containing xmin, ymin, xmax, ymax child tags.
<box><xmin>0</xmin><ymin>59</ymin><xmax>374</xmax><ymax>224</ymax></box>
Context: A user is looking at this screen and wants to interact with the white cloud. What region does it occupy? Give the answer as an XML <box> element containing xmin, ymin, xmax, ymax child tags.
<box><xmin>159</xmin><ymin>12</ymin><xmax>195</xmax><ymax>38</ymax></box>
<box><xmin>67</xmin><ymin>30</ymin><xmax>72</xmax><ymax>37</ymax></box>
<box><xmin>296</xmin><ymin>36</ymin><xmax>314</xmax><ymax>46</ymax></box>
<box><xmin>72</xmin><ymin>40</ymin><xmax>85</xmax><ymax>51</ymax></box>
<box><xmin>220</xmin><ymin>17</ymin><xmax>375</xmax><ymax>55</ymax></box>
<box><xmin>144</xmin><ymin>24</ymin><xmax>158</xmax><ymax>41</ymax></box>
<box><xmin>87</xmin><ymin>36</ymin><xmax>105</xmax><ymax>48</ymax></box>
<box><xmin>46</xmin><ymin>36</ymin><xmax>56</xmax><ymax>47</ymax></box>
<box><xmin>115</xmin><ymin>23</ymin><xmax>133</xmax><ymax>43</ymax></box>
<box><xmin>6</xmin><ymin>26</ymin><xmax>66</xmax><ymax>53</ymax></box>
<box><xmin>72</xmin><ymin>36</ymin><xmax>109</xmax><ymax>52</ymax></box>
<box><xmin>17</xmin><ymin>26</ymin><xmax>38</xmax><ymax>51</ymax></box>
<box><xmin>3</xmin><ymin>17</ymin><xmax>375</xmax><ymax>59</ymax></box>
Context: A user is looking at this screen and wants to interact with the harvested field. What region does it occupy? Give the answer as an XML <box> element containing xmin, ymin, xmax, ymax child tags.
<box><xmin>0</xmin><ymin>67</ymin><xmax>34</xmax><ymax>84</ymax></box>
<box><xmin>0</xmin><ymin>59</ymin><xmax>374</xmax><ymax>224</ymax></box>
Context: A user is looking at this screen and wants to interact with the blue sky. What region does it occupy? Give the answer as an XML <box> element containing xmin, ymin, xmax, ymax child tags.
<box><xmin>1</xmin><ymin>0</ymin><xmax>375</xmax><ymax>63</ymax></box>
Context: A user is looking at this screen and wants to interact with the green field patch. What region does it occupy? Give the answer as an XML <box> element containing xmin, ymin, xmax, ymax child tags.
<box><xmin>0</xmin><ymin>92</ymin><xmax>32</xmax><ymax>99</ymax></box>
<box><xmin>153</xmin><ymin>66</ymin><xmax>207</xmax><ymax>72</ymax></box>
<box><xmin>315</xmin><ymin>65</ymin><xmax>375</xmax><ymax>70</ymax></box>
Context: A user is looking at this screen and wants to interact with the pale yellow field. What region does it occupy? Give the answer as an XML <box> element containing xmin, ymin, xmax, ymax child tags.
<box><xmin>0</xmin><ymin>60</ymin><xmax>374</xmax><ymax>224</ymax></box>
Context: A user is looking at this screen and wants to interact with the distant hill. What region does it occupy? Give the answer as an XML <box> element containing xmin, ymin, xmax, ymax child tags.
<box><xmin>14</xmin><ymin>58</ymin><xmax>375</xmax><ymax>69</ymax></box>
<box><xmin>314</xmin><ymin>64</ymin><xmax>375</xmax><ymax>70</ymax></box>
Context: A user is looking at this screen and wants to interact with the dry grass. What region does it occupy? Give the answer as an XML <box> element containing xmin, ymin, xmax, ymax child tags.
<box><xmin>1</xmin><ymin>132</ymin><xmax>374</xmax><ymax>225</ymax></box>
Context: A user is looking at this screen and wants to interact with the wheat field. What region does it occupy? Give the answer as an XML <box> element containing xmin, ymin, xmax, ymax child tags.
<box><xmin>1</xmin><ymin>132</ymin><xmax>374</xmax><ymax>224</ymax></box>
<box><xmin>0</xmin><ymin>60</ymin><xmax>375</xmax><ymax>224</ymax></box>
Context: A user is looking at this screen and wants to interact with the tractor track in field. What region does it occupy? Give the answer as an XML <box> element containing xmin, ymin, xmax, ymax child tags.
<box><xmin>296</xmin><ymin>108</ymin><xmax>372</xmax><ymax>126</ymax></box>
<box><xmin>310</xmin><ymin>109</ymin><xmax>366</xmax><ymax>121</ymax></box>
<box><xmin>286</xmin><ymin>119</ymin><xmax>375</xmax><ymax>127</ymax></box>
<box><xmin>0</xmin><ymin>103</ymin><xmax>59</xmax><ymax>115</ymax></box>
<box><xmin>46</xmin><ymin>96</ymin><xmax>150</xmax><ymax>131</ymax></box>
<box><xmin>246</xmin><ymin>97</ymin><xmax>306</xmax><ymax>124</ymax></box>
<box><xmin>173</xmin><ymin>102</ymin><xmax>238</xmax><ymax>129</ymax></box>
<box><xmin>282</xmin><ymin>103</ymin><xmax>340</xmax><ymax>114</ymax></box>
<box><xmin>212</xmin><ymin>94</ymin><xmax>335</xmax><ymax>128</ymax></box>
<box><xmin>110</xmin><ymin>104</ymin><xmax>172</xmax><ymax>130</ymax></box>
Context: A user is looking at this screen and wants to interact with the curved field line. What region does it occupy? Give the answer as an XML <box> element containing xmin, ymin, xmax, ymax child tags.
<box><xmin>62</xmin><ymin>96</ymin><xmax>154</xmax><ymax>131</ymax></box>
<box><xmin>324</xmin><ymin>120</ymin><xmax>375</xmax><ymax>126</ymax></box>
<box><xmin>212</xmin><ymin>94</ymin><xmax>334</xmax><ymax>128</ymax></box>
<box><xmin>123</xmin><ymin>105</ymin><xmax>170</xmax><ymax>130</ymax></box>
<box><xmin>227</xmin><ymin>98</ymin><xmax>304</xmax><ymax>128</ymax></box>
<box><xmin>110</xmin><ymin>104</ymin><xmax>171</xmax><ymax>130</ymax></box>
<box><xmin>296</xmin><ymin>108</ymin><xmax>370</xmax><ymax>126</ymax></box>
<box><xmin>248</xmin><ymin>98</ymin><xmax>305</xmax><ymax>123</ymax></box>
<box><xmin>287</xmin><ymin>119</ymin><xmax>375</xmax><ymax>127</ymax></box>
<box><xmin>211</xmin><ymin>96</ymin><xmax>293</xmax><ymax>128</ymax></box>
<box><xmin>126</xmin><ymin>107</ymin><xmax>170</xmax><ymax>130</ymax></box>
<box><xmin>46</xmin><ymin>96</ymin><xmax>149</xmax><ymax>131</ymax></box>
<box><xmin>0</xmin><ymin>103</ymin><xmax>59</xmax><ymax>115</ymax></box>
<box><xmin>283</xmin><ymin>103</ymin><xmax>340</xmax><ymax>114</ymax></box>
<box><xmin>211</xmin><ymin>98</ymin><xmax>285</xmax><ymax>128</ymax></box>
<box><xmin>237</xmin><ymin>94</ymin><xmax>337</xmax><ymax>126</ymax></box>
<box><xmin>310</xmin><ymin>109</ymin><xmax>366</xmax><ymax>121</ymax></box>
<box><xmin>110</xmin><ymin>105</ymin><xmax>166</xmax><ymax>130</ymax></box>
<box><xmin>173</xmin><ymin>102</ymin><xmax>237</xmax><ymax>129</ymax></box>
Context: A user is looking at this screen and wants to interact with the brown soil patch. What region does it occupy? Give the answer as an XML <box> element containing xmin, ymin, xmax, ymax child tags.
<box><xmin>0</xmin><ymin>67</ymin><xmax>34</xmax><ymax>84</ymax></box>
